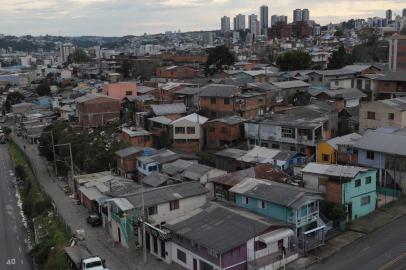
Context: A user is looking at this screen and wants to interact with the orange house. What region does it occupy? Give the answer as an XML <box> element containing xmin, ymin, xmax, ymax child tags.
<box><xmin>104</xmin><ymin>81</ymin><xmax>137</xmax><ymax>100</ymax></box>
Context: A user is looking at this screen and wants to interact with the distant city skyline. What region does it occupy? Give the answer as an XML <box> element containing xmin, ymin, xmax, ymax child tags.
<box><xmin>0</xmin><ymin>0</ymin><xmax>405</xmax><ymax>36</ymax></box>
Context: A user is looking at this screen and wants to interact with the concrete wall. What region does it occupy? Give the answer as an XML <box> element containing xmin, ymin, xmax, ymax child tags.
<box><xmin>359</xmin><ymin>102</ymin><xmax>406</xmax><ymax>133</ymax></box>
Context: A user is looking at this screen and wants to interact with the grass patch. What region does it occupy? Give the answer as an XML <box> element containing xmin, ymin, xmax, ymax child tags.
<box><xmin>7</xmin><ymin>141</ymin><xmax>72</xmax><ymax>270</ymax></box>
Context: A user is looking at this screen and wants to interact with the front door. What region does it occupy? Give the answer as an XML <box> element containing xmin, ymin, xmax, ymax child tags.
<box><xmin>193</xmin><ymin>258</ymin><xmax>198</xmax><ymax>270</ymax></box>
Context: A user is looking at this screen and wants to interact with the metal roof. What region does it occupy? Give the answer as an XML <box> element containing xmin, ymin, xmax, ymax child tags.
<box><xmin>214</xmin><ymin>148</ymin><xmax>247</xmax><ymax>159</ymax></box>
<box><xmin>151</xmin><ymin>103</ymin><xmax>186</xmax><ymax>116</ymax></box>
<box><xmin>354</xmin><ymin>128</ymin><xmax>406</xmax><ymax>156</ymax></box>
<box><xmin>170</xmin><ymin>113</ymin><xmax>208</xmax><ymax>125</ymax></box>
<box><xmin>148</xmin><ymin>116</ymin><xmax>173</xmax><ymax>125</ymax></box>
<box><xmin>318</xmin><ymin>88</ymin><xmax>367</xmax><ymax>100</ymax></box>
<box><xmin>198</xmin><ymin>84</ymin><xmax>239</xmax><ymax>98</ymax></box>
<box><xmin>302</xmin><ymin>162</ymin><xmax>370</xmax><ymax>178</ymax></box>
<box><xmin>326</xmin><ymin>133</ymin><xmax>362</xmax><ymax>150</ymax></box>
<box><xmin>272</xmin><ymin>80</ymin><xmax>310</xmax><ymax>89</ymax></box>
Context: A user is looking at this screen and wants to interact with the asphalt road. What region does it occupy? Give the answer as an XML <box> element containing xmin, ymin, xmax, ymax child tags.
<box><xmin>309</xmin><ymin>216</ymin><xmax>406</xmax><ymax>270</ymax></box>
<box><xmin>0</xmin><ymin>144</ymin><xmax>32</xmax><ymax>270</ymax></box>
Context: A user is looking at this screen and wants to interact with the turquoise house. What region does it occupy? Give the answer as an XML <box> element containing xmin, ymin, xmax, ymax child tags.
<box><xmin>302</xmin><ymin>163</ymin><xmax>377</xmax><ymax>221</ymax></box>
<box><xmin>229</xmin><ymin>177</ymin><xmax>324</xmax><ymax>236</ymax></box>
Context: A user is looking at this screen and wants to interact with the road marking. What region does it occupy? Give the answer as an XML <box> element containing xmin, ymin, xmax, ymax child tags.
<box><xmin>360</xmin><ymin>246</ymin><xmax>371</xmax><ymax>253</ymax></box>
<box><xmin>379</xmin><ymin>252</ymin><xmax>406</xmax><ymax>270</ymax></box>
<box><xmin>21</xmin><ymin>259</ymin><xmax>24</xmax><ymax>265</ymax></box>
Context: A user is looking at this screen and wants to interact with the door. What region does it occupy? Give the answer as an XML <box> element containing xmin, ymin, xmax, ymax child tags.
<box><xmin>146</xmin><ymin>233</ymin><xmax>151</xmax><ymax>250</ymax></box>
<box><xmin>193</xmin><ymin>258</ymin><xmax>198</xmax><ymax>270</ymax></box>
<box><xmin>348</xmin><ymin>203</ymin><xmax>353</xmax><ymax>220</ymax></box>
<box><xmin>161</xmin><ymin>240</ymin><xmax>166</xmax><ymax>259</ymax></box>
<box><xmin>117</xmin><ymin>227</ymin><xmax>121</xmax><ymax>243</ymax></box>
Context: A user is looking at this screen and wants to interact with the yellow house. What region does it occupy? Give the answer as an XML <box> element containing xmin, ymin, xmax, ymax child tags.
<box><xmin>317</xmin><ymin>133</ymin><xmax>362</xmax><ymax>164</ymax></box>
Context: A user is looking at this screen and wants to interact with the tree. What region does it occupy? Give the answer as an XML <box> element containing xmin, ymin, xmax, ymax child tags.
<box><xmin>67</xmin><ymin>48</ymin><xmax>90</xmax><ymax>64</ymax></box>
<box><xmin>205</xmin><ymin>45</ymin><xmax>236</xmax><ymax>76</ymax></box>
<box><xmin>334</xmin><ymin>30</ymin><xmax>344</xmax><ymax>37</ymax></box>
<box><xmin>5</xmin><ymin>92</ymin><xmax>25</xmax><ymax>112</ymax></box>
<box><xmin>36</xmin><ymin>83</ymin><xmax>51</xmax><ymax>96</ymax></box>
<box><xmin>328</xmin><ymin>46</ymin><xmax>355</xmax><ymax>69</ymax></box>
<box><xmin>121</xmin><ymin>60</ymin><xmax>131</xmax><ymax>79</ymax></box>
<box><xmin>276</xmin><ymin>50</ymin><xmax>312</xmax><ymax>71</ymax></box>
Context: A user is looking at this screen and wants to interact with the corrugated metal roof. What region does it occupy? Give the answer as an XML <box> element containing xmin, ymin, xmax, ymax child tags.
<box><xmin>302</xmin><ymin>162</ymin><xmax>369</xmax><ymax>178</ymax></box>
<box><xmin>354</xmin><ymin>129</ymin><xmax>406</xmax><ymax>156</ymax></box>
<box><xmin>151</xmin><ymin>103</ymin><xmax>186</xmax><ymax>116</ymax></box>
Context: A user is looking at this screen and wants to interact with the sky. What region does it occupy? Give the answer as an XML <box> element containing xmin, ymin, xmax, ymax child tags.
<box><xmin>0</xmin><ymin>0</ymin><xmax>405</xmax><ymax>36</ymax></box>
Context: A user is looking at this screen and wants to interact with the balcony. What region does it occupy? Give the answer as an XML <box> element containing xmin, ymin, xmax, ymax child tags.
<box><xmin>288</xmin><ymin>211</ymin><xmax>319</xmax><ymax>227</ymax></box>
<box><xmin>248</xmin><ymin>248</ymin><xmax>297</xmax><ymax>270</ymax></box>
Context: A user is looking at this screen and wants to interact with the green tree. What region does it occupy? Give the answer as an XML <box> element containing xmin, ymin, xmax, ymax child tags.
<box><xmin>68</xmin><ymin>48</ymin><xmax>90</xmax><ymax>64</ymax></box>
<box><xmin>205</xmin><ymin>45</ymin><xmax>236</xmax><ymax>75</ymax></box>
<box><xmin>36</xmin><ymin>83</ymin><xmax>51</xmax><ymax>96</ymax></box>
<box><xmin>328</xmin><ymin>46</ymin><xmax>355</xmax><ymax>69</ymax></box>
<box><xmin>5</xmin><ymin>92</ymin><xmax>25</xmax><ymax>112</ymax></box>
<box><xmin>276</xmin><ymin>50</ymin><xmax>312</xmax><ymax>71</ymax></box>
<box><xmin>122</xmin><ymin>60</ymin><xmax>131</xmax><ymax>79</ymax></box>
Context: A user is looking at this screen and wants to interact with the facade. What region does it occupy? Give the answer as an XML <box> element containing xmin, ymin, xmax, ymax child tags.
<box><xmin>104</xmin><ymin>81</ymin><xmax>137</xmax><ymax>100</ymax></box>
<box><xmin>221</xmin><ymin>16</ymin><xmax>231</xmax><ymax>33</ymax></box>
<box><xmin>260</xmin><ymin>5</ymin><xmax>269</xmax><ymax>35</ymax></box>
<box><xmin>60</xmin><ymin>43</ymin><xmax>75</xmax><ymax>63</ymax></box>
<box><xmin>302</xmin><ymin>163</ymin><xmax>377</xmax><ymax>221</ymax></box>
<box><xmin>293</xmin><ymin>9</ymin><xmax>302</xmax><ymax>22</ymax></box>
<box><xmin>234</xmin><ymin>14</ymin><xmax>246</xmax><ymax>30</ymax></box>
<box><xmin>388</xmin><ymin>35</ymin><xmax>406</xmax><ymax>72</ymax></box>
<box><xmin>248</xmin><ymin>14</ymin><xmax>260</xmax><ymax>35</ymax></box>
<box><xmin>170</xmin><ymin>113</ymin><xmax>208</xmax><ymax>153</ymax></box>
<box><xmin>316</xmin><ymin>133</ymin><xmax>361</xmax><ymax>164</ymax></box>
<box><xmin>122</xmin><ymin>127</ymin><xmax>153</xmax><ymax>148</ymax></box>
<box><xmin>75</xmin><ymin>94</ymin><xmax>120</xmax><ymax>127</ymax></box>
<box><xmin>115</xmin><ymin>146</ymin><xmax>146</xmax><ymax>179</ymax></box>
<box><xmin>375</xmin><ymin>72</ymin><xmax>406</xmax><ymax>99</ymax></box>
<box><xmin>166</xmin><ymin>202</ymin><xmax>298</xmax><ymax>270</ymax></box>
<box><xmin>156</xmin><ymin>66</ymin><xmax>199</xmax><ymax>80</ymax></box>
<box><xmin>204</xmin><ymin>116</ymin><xmax>246</xmax><ymax>149</ymax></box>
<box><xmin>358</xmin><ymin>97</ymin><xmax>406</xmax><ymax>133</ymax></box>
<box><xmin>136</xmin><ymin>149</ymin><xmax>179</xmax><ymax>177</ymax></box>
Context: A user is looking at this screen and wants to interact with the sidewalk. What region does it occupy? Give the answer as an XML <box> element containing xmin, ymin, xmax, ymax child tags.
<box><xmin>12</xmin><ymin>134</ymin><xmax>183</xmax><ymax>270</ymax></box>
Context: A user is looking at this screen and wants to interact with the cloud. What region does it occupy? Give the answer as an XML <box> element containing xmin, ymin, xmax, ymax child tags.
<box><xmin>0</xmin><ymin>0</ymin><xmax>403</xmax><ymax>36</ymax></box>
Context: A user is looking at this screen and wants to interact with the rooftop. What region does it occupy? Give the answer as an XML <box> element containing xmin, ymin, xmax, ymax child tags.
<box><xmin>171</xmin><ymin>113</ymin><xmax>208</xmax><ymax>125</ymax></box>
<box><xmin>151</xmin><ymin>103</ymin><xmax>186</xmax><ymax>116</ymax></box>
<box><xmin>354</xmin><ymin>128</ymin><xmax>406</xmax><ymax>156</ymax></box>
<box><xmin>325</xmin><ymin>133</ymin><xmax>362</xmax><ymax>150</ymax></box>
<box><xmin>302</xmin><ymin>162</ymin><xmax>370</xmax><ymax>179</ymax></box>
<box><xmin>198</xmin><ymin>84</ymin><xmax>239</xmax><ymax>98</ymax></box>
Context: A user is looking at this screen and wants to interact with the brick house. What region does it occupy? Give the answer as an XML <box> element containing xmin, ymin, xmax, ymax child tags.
<box><xmin>115</xmin><ymin>146</ymin><xmax>146</xmax><ymax>179</ymax></box>
<box><xmin>75</xmin><ymin>94</ymin><xmax>120</xmax><ymax>127</ymax></box>
<box><xmin>104</xmin><ymin>81</ymin><xmax>137</xmax><ymax>100</ymax></box>
<box><xmin>388</xmin><ymin>34</ymin><xmax>406</xmax><ymax>72</ymax></box>
<box><xmin>376</xmin><ymin>72</ymin><xmax>406</xmax><ymax>99</ymax></box>
<box><xmin>122</xmin><ymin>127</ymin><xmax>154</xmax><ymax>148</ymax></box>
<box><xmin>151</xmin><ymin>103</ymin><xmax>187</xmax><ymax>121</ymax></box>
<box><xmin>170</xmin><ymin>113</ymin><xmax>208</xmax><ymax>153</ymax></box>
<box><xmin>204</xmin><ymin>116</ymin><xmax>246</xmax><ymax>149</ymax></box>
<box><xmin>156</xmin><ymin>65</ymin><xmax>199</xmax><ymax>80</ymax></box>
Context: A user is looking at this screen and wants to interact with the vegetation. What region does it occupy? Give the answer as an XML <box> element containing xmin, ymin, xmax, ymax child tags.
<box><xmin>36</xmin><ymin>82</ymin><xmax>51</xmax><ymax>96</ymax></box>
<box><xmin>320</xmin><ymin>201</ymin><xmax>347</xmax><ymax>223</ymax></box>
<box><xmin>67</xmin><ymin>48</ymin><xmax>90</xmax><ymax>64</ymax></box>
<box><xmin>276</xmin><ymin>50</ymin><xmax>312</xmax><ymax>71</ymax></box>
<box><xmin>328</xmin><ymin>46</ymin><xmax>355</xmax><ymax>69</ymax></box>
<box><xmin>205</xmin><ymin>45</ymin><xmax>236</xmax><ymax>75</ymax></box>
<box><xmin>5</xmin><ymin>92</ymin><xmax>25</xmax><ymax>112</ymax></box>
<box><xmin>38</xmin><ymin>121</ymin><xmax>129</xmax><ymax>175</ymax></box>
<box><xmin>8</xmin><ymin>142</ymin><xmax>71</xmax><ymax>270</ymax></box>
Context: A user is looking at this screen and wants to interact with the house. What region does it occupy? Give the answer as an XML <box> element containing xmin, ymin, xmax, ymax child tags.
<box><xmin>156</xmin><ymin>82</ymin><xmax>197</xmax><ymax>103</ymax></box>
<box><xmin>102</xmin><ymin>182</ymin><xmax>208</xmax><ymax>253</ymax></box>
<box><xmin>75</xmin><ymin>94</ymin><xmax>120</xmax><ymax>127</ymax></box>
<box><xmin>115</xmin><ymin>146</ymin><xmax>147</xmax><ymax>179</ymax></box>
<box><xmin>316</xmin><ymin>133</ymin><xmax>362</xmax><ymax>164</ymax></box>
<box><xmin>359</xmin><ymin>97</ymin><xmax>406</xmax><ymax>133</ymax></box>
<box><xmin>104</xmin><ymin>81</ymin><xmax>137</xmax><ymax>100</ymax></box>
<box><xmin>198</xmin><ymin>84</ymin><xmax>266</xmax><ymax>120</ymax></box>
<box><xmin>122</xmin><ymin>95</ymin><xmax>156</xmax><ymax>118</ymax></box>
<box><xmin>170</xmin><ymin>113</ymin><xmax>208</xmax><ymax>153</ymax></box>
<box><xmin>156</xmin><ymin>65</ymin><xmax>199</xmax><ymax>80</ymax></box>
<box><xmin>271</xmin><ymin>80</ymin><xmax>310</xmax><ymax>101</ymax></box>
<box><xmin>204</xmin><ymin>116</ymin><xmax>246</xmax><ymax>149</ymax></box>
<box><xmin>314</xmin><ymin>88</ymin><xmax>367</xmax><ymax>110</ymax></box>
<box><xmin>209</xmin><ymin>164</ymin><xmax>292</xmax><ymax>202</ymax></box>
<box><xmin>173</xmin><ymin>87</ymin><xmax>204</xmax><ymax>109</ymax></box>
<box><xmin>354</xmin><ymin>128</ymin><xmax>406</xmax><ymax>192</ymax></box>
<box><xmin>245</xmin><ymin>102</ymin><xmax>338</xmax><ymax>156</ymax></box>
<box><xmin>122</xmin><ymin>127</ymin><xmax>153</xmax><ymax>148</ymax></box>
<box><xmin>214</xmin><ymin>148</ymin><xmax>248</xmax><ymax>172</ymax></box>
<box><xmin>151</xmin><ymin>103</ymin><xmax>187</xmax><ymax>121</ymax></box>
<box><xmin>375</xmin><ymin>71</ymin><xmax>406</xmax><ymax>99</ymax></box>
<box><xmin>302</xmin><ymin>163</ymin><xmax>377</xmax><ymax>220</ymax></box>
<box><xmin>136</xmin><ymin>149</ymin><xmax>180</xmax><ymax>177</ymax></box>
<box><xmin>165</xmin><ymin>201</ymin><xmax>298</xmax><ymax>270</ymax></box>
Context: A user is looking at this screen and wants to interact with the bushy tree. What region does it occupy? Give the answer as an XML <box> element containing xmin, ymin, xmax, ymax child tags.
<box><xmin>328</xmin><ymin>46</ymin><xmax>355</xmax><ymax>69</ymax></box>
<box><xmin>68</xmin><ymin>48</ymin><xmax>90</xmax><ymax>64</ymax></box>
<box><xmin>36</xmin><ymin>83</ymin><xmax>51</xmax><ymax>96</ymax></box>
<box><xmin>276</xmin><ymin>50</ymin><xmax>312</xmax><ymax>71</ymax></box>
<box><xmin>205</xmin><ymin>45</ymin><xmax>236</xmax><ymax>75</ymax></box>
<box><xmin>5</xmin><ymin>92</ymin><xmax>25</xmax><ymax>112</ymax></box>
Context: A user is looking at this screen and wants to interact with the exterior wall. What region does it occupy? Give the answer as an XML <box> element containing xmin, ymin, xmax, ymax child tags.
<box><xmin>77</xmin><ymin>97</ymin><xmax>121</xmax><ymax>127</ymax></box>
<box><xmin>359</xmin><ymin>102</ymin><xmax>405</xmax><ymax>133</ymax></box>
<box><xmin>116</xmin><ymin>154</ymin><xmax>139</xmax><ymax>176</ymax></box>
<box><xmin>342</xmin><ymin>170</ymin><xmax>377</xmax><ymax>220</ymax></box>
<box><xmin>170</xmin><ymin>242</ymin><xmax>223</xmax><ymax>270</ymax></box>
<box><xmin>204</xmin><ymin>122</ymin><xmax>243</xmax><ymax>149</ymax></box>
<box><xmin>357</xmin><ymin>149</ymin><xmax>385</xmax><ymax>170</ymax></box>
<box><xmin>316</xmin><ymin>142</ymin><xmax>336</xmax><ymax>164</ymax></box>
<box><xmin>156</xmin><ymin>66</ymin><xmax>198</xmax><ymax>79</ymax></box>
<box><xmin>325</xmin><ymin>181</ymin><xmax>342</xmax><ymax>204</ymax></box>
<box><xmin>330</xmin><ymin>79</ymin><xmax>353</xmax><ymax>90</ymax></box>
<box><xmin>122</xmin><ymin>132</ymin><xmax>153</xmax><ymax>148</ymax></box>
<box><xmin>302</xmin><ymin>173</ymin><xmax>326</xmax><ymax>192</ymax></box>
<box><xmin>104</xmin><ymin>82</ymin><xmax>137</xmax><ymax>100</ymax></box>
<box><xmin>137</xmin><ymin>161</ymin><xmax>159</xmax><ymax>176</ymax></box>
<box><xmin>199</xmin><ymin>97</ymin><xmax>236</xmax><ymax>118</ymax></box>
<box><xmin>172</xmin><ymin>139</ymin><xmax>200</xmax><ymax>153</ymax></box>
<box><xmin>171</xmin><ymin>119</ymin><xmax>204</xmax><ymax>152</ymax></box>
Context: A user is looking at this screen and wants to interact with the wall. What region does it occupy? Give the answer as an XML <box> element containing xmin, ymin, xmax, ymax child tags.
<box><xmin>77</xmin><ymin>97</ymin><xmax>121</xmax><ymax>127</ymax></box>
<box><xmin>205</xmin><ymin>122</ymin><xmax>243</xmax><ymax>149</ymax></box>
<box><xmin>359</xmin><ymin>102</ymin><xmax>405</xmax><ymax>133</ymax></box>
<box><xmin>104</xmin><ymin>82</ymin><xmax>137</xmax><ymax>100</ymax></box>
<box><xmin>316</xmin><ymin>142</ymin><xmax>336</xmax><ymax>164</ymax></box>
<box><xmin>172</xmin><ymin>119</ymin><xmax>202</xmax><ymax>140</ymax></box>
<box><xmin>357</xmin><ymin>149</ymin><xmax>385</xmax><ymax>170</ymax></box>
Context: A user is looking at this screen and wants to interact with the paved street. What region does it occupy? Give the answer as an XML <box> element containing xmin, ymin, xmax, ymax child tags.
<box><xmin>0</xmin><ymin>144</ymin><xmax>32</xmax><ymax>270</ymax></box>
<box><xmin>309</xmin><ymin>216</ymin><xmax>406</xmax><ymax>270</ymax></box>
<box><xmin>11</xmin><ymin>134</ymin><xmax>182</xmax><ymax>270</ymax></box>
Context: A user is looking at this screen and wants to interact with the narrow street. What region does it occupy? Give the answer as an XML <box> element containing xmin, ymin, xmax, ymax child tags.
<box><xmin>0</xmin><ymin>144</ymin><xmax>32</xmax><ymax>270</ymax></box>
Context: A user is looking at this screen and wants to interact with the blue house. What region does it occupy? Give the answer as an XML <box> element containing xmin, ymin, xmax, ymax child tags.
<box><xmin>229</xmin><ymin>177</ymin><xmax>324</xmax><ymax>237</ymax></box>
<box><xmin>33</xmin><ymin>97</ymin><xmax>51</xmax><ymax>108</ymax></box>
<box><xmin>302</xmin><ymin>163</ymin><xmax>377</xmax><ymax>221</ymax></box>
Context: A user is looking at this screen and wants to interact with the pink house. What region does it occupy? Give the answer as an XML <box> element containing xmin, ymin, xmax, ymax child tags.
<box><xmin>104</xmin><ymin>81</ymin><xmax>137</xmax><ymax>100</ymax></box>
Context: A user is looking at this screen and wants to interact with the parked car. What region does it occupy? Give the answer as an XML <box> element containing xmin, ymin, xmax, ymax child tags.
<box><xmin>65</xmin><ymin>239</ymin><xmax>108</xmax><ymax>270</ymax></box>
<box><xmin>86</xmin><ymin>215</ymin><xmax>102</xmax><ymax>227</ymax></box>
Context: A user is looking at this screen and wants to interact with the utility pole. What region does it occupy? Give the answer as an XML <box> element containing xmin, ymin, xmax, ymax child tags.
<box><xmin>140</xmin><ymin>176</ymin><xmax>147</xmax><ymax>264</ymax></box>
<box><xmin>55</xmin><ymin>143</ymin><xmax>74</xmax><ymax>178</ymax></box>
<box><xmin>42</xmin><ymin>131</ymin><xmax>57</xmax><ymax>176</ymax></box>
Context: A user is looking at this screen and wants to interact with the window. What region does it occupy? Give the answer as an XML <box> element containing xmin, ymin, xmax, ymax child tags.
<box><xmin>271</xmin><ymin>144</ymin><xmax>280</xmax><ymax>149</ymax></box>
<box><xmin>361</xmin><ymin>195</ymin><xmax>371</xmax><ymax>206</ymax></box>
<box><xmin>242</xmin><ymin>196</ymin><xmax>250</xmax><ymax>205</ymax></box>
<box><xmin>223</xmin><ymin>98</ymin><xmax>230</xmax><ymax>105</ymax></box>
<box><xmin>322</xmin><ymin>154</ymin><xmax>330</xmax><ymax>162</ymax></box>
<box><xmin>257</xmin><ymin>200</ymin><xmax>266</xmax><ymax>209</ymax></box>
<box><xmin>125</xmin><ymin>91</ymin><xmax>132</xmax><ymax>96</ymax></box>
<box><xmin>366</xmin><ymin>176</ymin><xmax>372</xmax><ymax>184</ymax></box>
<box><xmin>334</xmin><ymin>81</ymin><xmax>339</xmax><ymax>86</ymax></box>
<box><xmin>187</xmin><ymin>127</ymin><xmax>195</xmax><ymax>134</ymax></box>
<box><xmin>148</xmin><ymin>165</ymin><xmax>157</xmax><ymax>172</ymax></box>
<box><xmin>281</xmin><ymin>127</ymin><xmax>295</xmax><ymax>138</ymax></box>
<box><xmin>210</xmin><ymin>98</ymin><xmax>216</xmax><ymax>104</ymax></box>
<box><xmin>355</xmin><ymin>179</ymin><xmax>361</xmax><ymax>187</ymax></box>
<box><xmin>175</xmin><ymin>127</ymin><xmax>185</xmax><ymax>134</ymax></box>
<box><xmin>148</xmin><ymin>206</ymin><xmax>157</xmax><ymax>215</ymax></box>
<box><xmin>367</xmin><ymin>111</ymin><xmax>376</xmax><ymax>120</ymax></box>
<box><xmin>388</xmin><ymin>113</ymin><xmax>395</xmax><ymax>120</ymax></box>
<box><xmin>170</xmin><ymin>200</ymin><xmax>179</xmax><ymax>211</ymax></box>
<box><xmin>366</xmin><ymin>151</ymin><xmax>375</xmax><ymax>160</ymax></box>
<box><xmin>177</xmin><ymin>249</ymin><xmax>187</xmax><ymax>263</ymax></box>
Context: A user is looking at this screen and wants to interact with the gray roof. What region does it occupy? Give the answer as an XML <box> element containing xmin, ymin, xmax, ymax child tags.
<box><xmin>142</xmin><ymin>172</ymin><xmax>170</xmax><ymax>187</ymax></box>
<box><xmin>302</xmin><ymin>162</ymin><xmax>370</xmax><ymax>178</ymax></box>
<box><xmin>149</xmin><ymin>116</ymin><xmax>173</xmax><ymax>125</ymax></box>
<box><xmin>199</xmin><ymin>84</ymin><xmax>239</xmax><ymax>98</ymax></box>
<box><xmin>151</xmin><ymin>103</ymin><xmax>186</xmax><ymax>116</ymax></box>
<box><xmin>247</xmin><ymin>82</ymin><xmax>279</xmax><ymax>92</ymax></box>
<box><xmin>229</xmin><ymin>178</ymin><xmax>322</xmax><ymax>209</ymax></box>
<box><xmin>75</xmin><ymin>93</ymin><xmax>118</xmax><ymax>103</ymax></box>
<box><xmin>115</xmin><ymin>146</ymin><xmax>144</xmax><ymax>158</ymax></box>
<box><xmin>378</xmin><ymin>97</ymin><xmax>406</xmax><ymax>111</ymax></box>
<box><xmin>215</xmin><ymin>148</ymin><xmax>247</xmax><ymax>159</ymax></box>
<box><xmin>182</xmin><ymin>164</ymin><xmax>213</xmax><ymax>181</ymax></box>
<box><xmin>318</xmin><ymin>88</ymin><xmax>367</xmax><ymax>100</ymax></box>
<box><xmin>354</xmin><ymin>128</ymin><xmax>406</xmax><ymax>156</ymax></box>
<box><xmin>165</xmin><ymin>201</ymin><xmax>284</xmax><ymax>253</ymax></box>
<box><xmin>137</xmin><ymin>85</ymin><xmax>156</xmax><ymax>94</ymax></box>
<box><xmin>326</xmin><ymin>133</ymin><xmax>362</xmax><ymax>150</ymax></box>
<box><xmin>126</xmin><ymin>182</ymin><xmax>208</xmax><ymax>208</ymax></box>
<box><xmin>137</xmin><ymin>149</ymin><xmax>179</xmax><ymax>165</ymax></box>
<box><xmin>207</xmin><ymin>115</ymin><xmax>247</xmax><ymax>125</ymax></box>
<box><xmin>125</xmin><ymin>95</ymin><xmax>155</xmax><ymax>102</ymax></box>
<box><xmin>272</xmin><ymin>80</ymin><xmax>310</xmax><ymax>89</ymax></box>
<box><xmin>377</xmin><ymin>71</ymin><xmax>406</xmax><ymax>82</ymax></box>
<box><xmin>174</xmin><ymin>87</ymin><xmax>204</xmax><ymax>96</ymax></box>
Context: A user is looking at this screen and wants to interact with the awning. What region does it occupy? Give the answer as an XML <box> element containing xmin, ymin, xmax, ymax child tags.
<box><xmin>258</xmin><ymin>228</ymin><xmax>294</xmax><ymax>244</ymax></box>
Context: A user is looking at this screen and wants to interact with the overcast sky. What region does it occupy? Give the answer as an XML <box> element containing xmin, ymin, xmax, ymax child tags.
<box><xmin>1</xmin><ymin>0</ymin><xmax>405</xmax><ymax>36</ymax></box>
